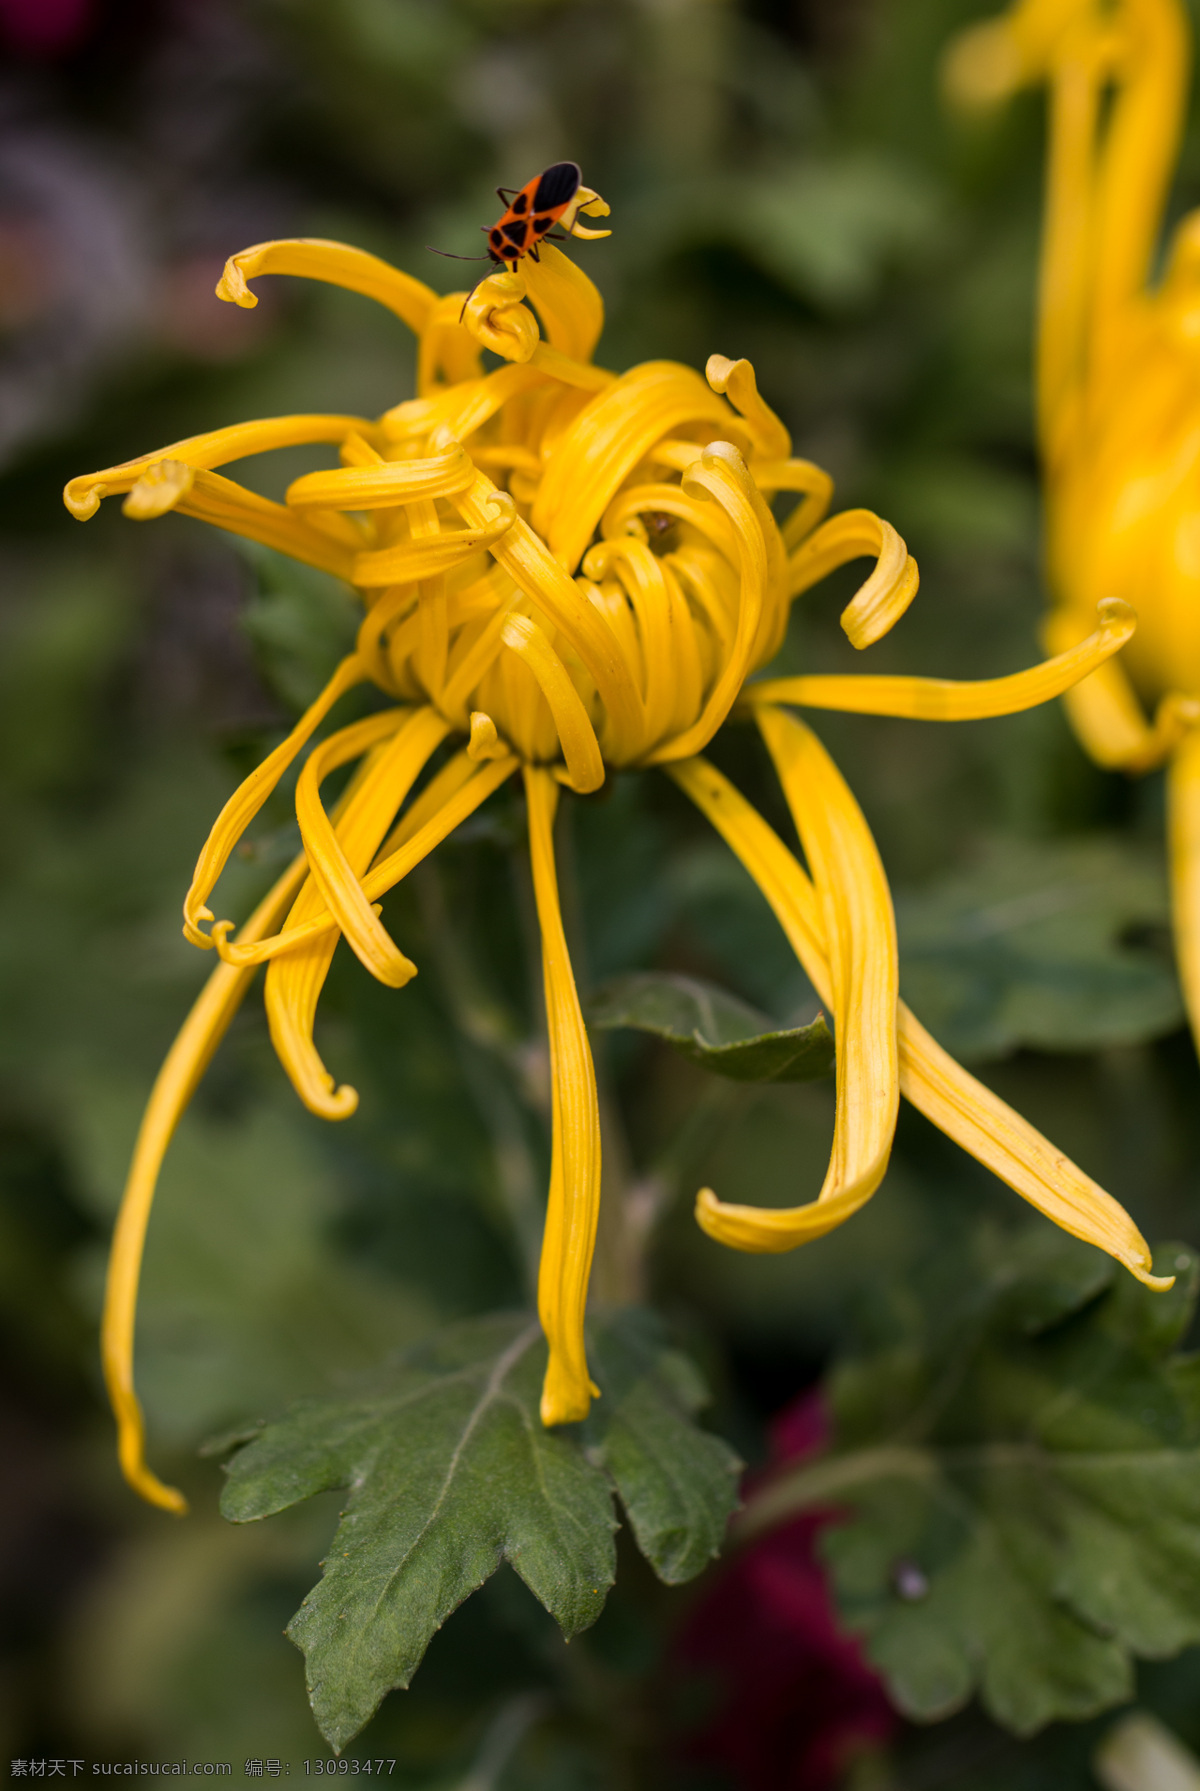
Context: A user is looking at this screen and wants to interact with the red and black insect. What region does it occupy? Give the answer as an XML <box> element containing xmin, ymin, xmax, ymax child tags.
<box><xmin>428</xmin><ymin>161</ymin><xmax>588</xmax><ymax>314</ymax></box>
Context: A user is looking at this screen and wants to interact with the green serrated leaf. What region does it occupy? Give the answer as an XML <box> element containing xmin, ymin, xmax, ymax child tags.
<box><xmin>219</xmin><ymin>1308</ymin><xmax>741</xmax><ymax>1748</ymax></box>
<box><xmin>221</xmin><ymin>1314</ymin><xmax>616</xmax><ymax>1749</ymax></box>
<box><xmin>589</xmin><ymin>971</ymin><xmax>834</xmax><ymax>1082</ymax></box>
<box><xmin>895</xmin><ymin>836</ymin><xmax>1182</xmax><ymax>1059</ymax></box>
<box><xmin>580</xmin><ymin>1309</ymin><xmax>742</xmax><ymax>1584</ymax></box>
<box><xmin>741</xmin><ymin>1233</ymin><xmax>1200</xmax><ymax>1736</ymax></box>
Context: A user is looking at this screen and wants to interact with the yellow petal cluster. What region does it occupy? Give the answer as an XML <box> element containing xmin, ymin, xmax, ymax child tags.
<box><xmin>67</xmin><ymin>213</ymin><xmax>1163</xmax><ymax>1515</ymax></box>
<box><xmin>946</xmin><ymin>0</ymin><xmax>1200</xmax><ymax>1052</ymax></box>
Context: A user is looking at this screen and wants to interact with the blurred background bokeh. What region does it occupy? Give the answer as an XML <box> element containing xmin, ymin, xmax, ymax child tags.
<box><xmin>7</xmin><ymin>0</ymin><xmax>1200</xmax><ymax>1785</ymax></box>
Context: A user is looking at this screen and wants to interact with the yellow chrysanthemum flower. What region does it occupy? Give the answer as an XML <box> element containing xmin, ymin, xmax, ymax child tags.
<box><xmin>67</xmin><ymin>188</ymin><xmax>1168</xmax><ymax>1515</ymax></box>
<box><xmin>946</xmin><ymin>0</ymin><xmax>1200</xmax><ymax>1055</ymax></box>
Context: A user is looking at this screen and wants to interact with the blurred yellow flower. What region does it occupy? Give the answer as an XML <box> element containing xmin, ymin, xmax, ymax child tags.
<box><xmin>946</xmin><ymin>0</ymin><xmax>1200</xmax><ymax>1055</ymax></box>
<box><xmin>68</xmin><ymin>200</ymin><xmax>1164</xmax><ymax>1514</ymax></box>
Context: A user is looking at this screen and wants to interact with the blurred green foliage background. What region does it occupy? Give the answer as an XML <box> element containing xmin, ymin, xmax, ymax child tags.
<box><xmin>7</xmin><ymin>0</ymin><xmax>1200</xmax><ymax>1784</ymax></box>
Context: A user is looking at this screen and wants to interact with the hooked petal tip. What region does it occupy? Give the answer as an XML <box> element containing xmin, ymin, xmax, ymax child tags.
<box><xmin>123</xmin><ymin>460</ymin><xmax>195</xmax><ymax>521</ymax></box>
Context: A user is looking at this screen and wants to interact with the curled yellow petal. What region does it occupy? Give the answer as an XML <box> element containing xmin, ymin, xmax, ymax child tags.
<box><xmin>521</xmin><ymin>242</ymin><xmax>605</xmax><ymax>363</ymax></box>
<box><xmin>583</xmin><ymin>537</ymin><xmax>678</xmax><ymax>753</ymax></box>
<box><xmin>462</xmin><ymin>268</ymin><xmax>540</xmax><ymax>363</ymax></box>
<box><xmin>561</xmin><ymin>185</ymin><xmax>611</xmax><ymax>239</ymax></box>
<box><xmin>675</xmin><ymin>706</ymin><xmax>898</xmax><ymax>1251</ymax></box>
<box><xmin>286</xmin><ymin>445</ymin><xmax>477</xmax><ymax>511</ymax></box>
<box><xmin>351</xmin><ymin>495</ymin><xmax>516</xmax><ymax>588</ymax></box>
<box><xmin>648</xmin><ymin>444</ymin><xmax>768</xmax><ymax>764</ymax></box>
<box><xmin>749</xmin><ymin>597</ymin><xmax>1137</xmax><ymax>719</ymax></box>
<box><xmin>753</xmin><ymin>457</ymin><xmax>835</xmax><ymax>550</ymax></box>
<box><xmin>294</xmin><ymin>707</ymin><xmax>451</xmax><ymax>988</ymax></box>
<box><xmin>451</xmin><ymin>469</ymin><xmax>645</xmax><ymax>755</ymax></box>
<box><xmin>524</xmin><ymin>767</ymin><xmax>602</xmax><ymax>1425</ymax></box>
<box><xmin>789</xmin><ymin>508</ymin><xmax>919</xmax><ymax>648</ymax></box>
<box><xmin>122</xmin><ymin>460</ymin><xmax>194</xmax><ymax>519</ymax></box>
<box><xmin>162</xmin><ymin>468</ymin><xmax>359</xmax><ymax>578</ymax></box>
<box><xmin>64</xmin><ymin>414</ymin><xmax>373</xmax><ymax>522</ymax></box>
<box><xmin>467</xmin><ymin>711</ymin><xmax>506</xmax><ymax>759</ymax></box>
<box><xmin>1043</xmin><ymin>606</ymin><xmax>1200</xmax><ymax>770</ymax></box>
<box><xmin>500</xmin><ymin>615</ymin><xmax>604</xmax><ymax>793</ymax></box>
<box><xmin>215</xmin><ymin>754</ymin><xmax>519</xmax><ymax>968</ymax></box>
<box><xmin>262</xmin><ymin>711</ymin><xmax>450</xmax><ymax>1117</ymax></box>
<box><xmin>103</xmin><ymin>853</ymin><xmax>311</xmax><ymax>1514</ymax></box>
<box><xmin>531</xmin><ymin>361</ymin><xmax>750</xmax><ymax>572</ymax></box>
<box><xmin>217</xmin><ymin>237</ymin><xmax>437</xmax><ymax>334</ymax></box>
<box><xmin>1168</xmin><ymin>725</ymin><xmax>1200</xmax><ymax>1061</ymax></box>
<box><xmin>183</xmin><ymin>655</ymin><xmax>368</xmax><ymax>946</ymax></box>
<box><xmin>706</xmin><ymin>354</ymin><xmax>792</xmax><ymax>462</ymax></box>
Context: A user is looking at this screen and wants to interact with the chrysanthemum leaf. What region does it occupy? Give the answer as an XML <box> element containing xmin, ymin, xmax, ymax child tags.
<box><xmin>578</xmin><ymin>1308</ymin><xmax>743</xmax><ymax>1584</ymax></box>
<box><xmin>895</xmin><ymin>835</ymin><xmax>1181</xmax><ymax>1060</ymax></box>
<box><xmin>809</xmin><ymin>1230</ymin><xmax>1200</xmax><ymax>1735</ymax></box>
<box><xmin>217</xmin><ymin>1309</ymin><xmax>738</xmax><ymax>1748</ymax></box>
<box><xmin>589</xmin><ymin>971</ymin><xmax>834</xmax><ymax>1082</ymax></box>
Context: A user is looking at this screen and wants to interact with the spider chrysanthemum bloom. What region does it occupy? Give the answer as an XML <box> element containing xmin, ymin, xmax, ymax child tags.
<box><xmin>947</xmin><ymin>0</ymin><xmax>1200</xmax><ymax>1056</ymax></box>
<box><xmin>67</xmin><ymin>191</ymin><xmax>1167</xmax><ymax>1514</ymax></box>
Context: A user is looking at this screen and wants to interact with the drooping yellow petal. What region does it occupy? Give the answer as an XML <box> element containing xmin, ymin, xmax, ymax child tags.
<box><xmin>1168</xmin><ymin>725</ymin><xmax>1200</xmax><ymax>1060</ymax></box>
<box><xmin>896</xmin><ymin>1004</ymin><xmax>1172</xmax><ymax>1289</ymax></box>
<box><xmin>666</xmin><ymin>750</ymin><xmax>1165</xmax><ymax>1284</ymax></box>
<box><xmin>64</xmin><ymin>414</ymin><xmax>374</xmax><ymax>522</ymax></box>
<box><xmin>102</xmin><ymin>852</ymin><xmax>311</xmax><ymax>1514</ymax></box>
<box><xmin>294</xmin><ymin>707</ymin><xmax>451</xmax><ymax>988</ymax></box>
<box><xmin>217</xmin><ymin>237</ymin><xmax>438</xmax><ymax>334</ymax></box>
<box><xmin>215</xmin><ymin>754</ymin><xmax>519</xmax><ymax>968</ymax></box>
<box><xmin>672</xmin><ymin>707</ymin><xmax>898</xmax><ymax>1251</ymax></box>
<box><xmin>748</xmin><ymin>597</ymin><xmax>1136</xmax><ymax>719</ymax></box>
<box><xmin>523</xmin><ymin>767</ymin><xmax>602</xmax><ymax>1424</ymax></box>
<box><xmin>263</xmin><ymin>712</ymin><xmax>450</xmax><ymax>1116</ymax></box>
<box><xmin>183</xmin><ymin>655</ymin><xmax>368</xmax><ymax>946</ymax></box>
<box><xmin>788</xmin><ymin>509</ymin><xmax>919</xmax><ymax>648</ymax></box>
<box><xmin>141</xmin><ymin>466</ymin><xmax>359</xmax><ymax>578</ymax></box>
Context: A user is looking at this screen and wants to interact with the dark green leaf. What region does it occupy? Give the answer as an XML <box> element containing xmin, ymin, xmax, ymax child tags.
<box><xmin>219</xmin><ymin>1310</ymin><xmax>739</xmax><ymax>1748</ymax></box>
<box><xmin>741</xmin><ymin>1231</ymin><xmax>1200</xmax><ymax>1735</ymax></box>
<box><xmin>579</xmin><ymin>1309</ymin><xmax>742</xmax><ymax>1584</ymax></box>
<box><xmin>895</xmin><ymin>836</ymin><xmax>1182</xmax><ymax>1060</ymax></box>
<box><xmin>221</xmin><ymin>1314</ymin><xmax>615</xmax><ymax>1749</ymax></box>
<box><xmin>589</xmin><ymin>972</ymin><xmax>834</xmax><ymax>1082</ymax></box>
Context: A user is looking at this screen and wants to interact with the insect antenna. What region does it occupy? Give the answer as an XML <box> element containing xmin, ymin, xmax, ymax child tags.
<box><xmin>425</xmin><ymin>246</ymin><xmax>493</xmax><ymax>262</ymax></box>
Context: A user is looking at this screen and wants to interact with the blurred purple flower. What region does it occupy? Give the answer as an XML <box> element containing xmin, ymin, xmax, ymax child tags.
<box><xmin>0</xmin><ymin>0</ymin><xmax>93</xmax><ymax>57</ymax></box>
<box><xmin>671</xmin><ymin>1392</ymin><xmax>895</xmax><ymax>1790</ymax></box>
